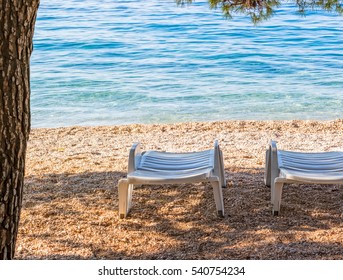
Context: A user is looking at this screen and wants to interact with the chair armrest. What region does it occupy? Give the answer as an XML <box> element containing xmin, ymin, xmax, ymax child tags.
<box><xmin>128</xmin><ymin>142</ymin><xmax>142</xmax><ymax>173</ymax></box>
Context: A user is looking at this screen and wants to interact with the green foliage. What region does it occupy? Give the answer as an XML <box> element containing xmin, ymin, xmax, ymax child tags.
<box><xmin>176</xmin><ymin>0</ymin><xmax>343</xmax><ymax>23</ymax></box>
<box><xmin>296</xmin><ymin>0</ymin><xmax>343</xmax><ymax>15</ymax></box>
<box><xmin>208</xmin><ymin>0</ymin><xmax>280</xmax><ymax>23</ymax></box>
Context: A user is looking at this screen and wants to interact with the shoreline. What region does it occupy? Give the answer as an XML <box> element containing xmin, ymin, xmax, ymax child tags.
<box><xmin>30</xmin><ymin>118</ymin><xmax>343</xmax><ymax>131</ymax></box>
<box><xmin>18</xmin><ymin>119</ymin><xmax>343</xmax><ymax>259</ymax></box>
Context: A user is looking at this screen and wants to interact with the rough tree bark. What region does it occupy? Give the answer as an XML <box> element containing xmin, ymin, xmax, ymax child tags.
<box><xmin>0</xmin><ymin>0</ymin><xmax>39</xmax><ymax>259</ymax></box>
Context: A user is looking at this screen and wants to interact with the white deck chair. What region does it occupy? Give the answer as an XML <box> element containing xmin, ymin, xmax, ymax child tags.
<box><xmin>265</xmin><ymin>140</ymin><xmax>343</xmax><ymax>215</ymax></box>
<box><xmin>118</xmin><ymin>140</ymin><xmax>226</xmax><ymax>218</ymax></box>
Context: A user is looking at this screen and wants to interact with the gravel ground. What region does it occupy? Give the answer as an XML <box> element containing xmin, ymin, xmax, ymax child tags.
<box><xmin>15</xmin><ymin>120</ymin><xmax>343</xmax><ymax>259</ymax></box>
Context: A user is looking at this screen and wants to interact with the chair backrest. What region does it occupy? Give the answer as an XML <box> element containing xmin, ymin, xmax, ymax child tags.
<box><xmin>265</xmin><ymin>140</ymin><xmax>279</xmax><ymax>186</ymax></box>
<box><xmin>270</xmin><ymin>140</ymin><xmax>280</xmax><ymax>181</ymax></box>
<box><xmin>213</xmin><ymin>140</ymin><xmax>220</xmax><ymax>176</ymax></box>
<box><xmin>128</xmin><ymin>142</ymin><xmax>141</xmax><ymax>173</ymax></box>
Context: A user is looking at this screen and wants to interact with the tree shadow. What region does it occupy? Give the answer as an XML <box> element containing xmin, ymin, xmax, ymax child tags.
<box><xmin>15</xmin><ymin>168</ymin><xmax>343</xmax><ymax>260</ymax></box>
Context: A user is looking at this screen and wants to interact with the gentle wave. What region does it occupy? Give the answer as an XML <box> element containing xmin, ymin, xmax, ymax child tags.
<box><xmin>31</xmin><ymin>0</ymin><xmax>343</xmax><ymax>127</ymax></box>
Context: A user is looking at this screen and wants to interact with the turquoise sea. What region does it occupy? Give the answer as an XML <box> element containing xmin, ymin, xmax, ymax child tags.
<box><xmin>31</xmin><ymin>0</ymin><xmax>343</xmax><ymax>128</ymax></box>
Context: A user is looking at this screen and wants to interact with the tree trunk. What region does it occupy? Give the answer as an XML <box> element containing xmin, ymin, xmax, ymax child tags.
<box><xmin>0</xmin><ymin>0</ymin><xmax>39</xmax><ymax>259</ymax></box>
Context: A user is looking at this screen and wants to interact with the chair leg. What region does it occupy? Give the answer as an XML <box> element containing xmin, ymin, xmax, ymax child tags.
<box><xmin>128</xmin><ymin>184</ymin><xmax>134</xmax><ymax>210</ymax></box>
<box><xmin>272</xmin><ymin>180</ymin><xmax>284</xmax><ymax>216</ymax></box>
<box><xmin>118</xmin><ymin>179</ymin><xmax>133</xmax><ymax>219</ymax></box>
<box><xmin>211</xmin><ymin>180</ymin><xmax>225</xmax><ymax>217</ymax></box>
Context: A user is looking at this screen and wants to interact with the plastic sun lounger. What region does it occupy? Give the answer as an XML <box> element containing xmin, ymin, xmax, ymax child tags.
<box><xmin>265</xmin><ymin>140</ymin><xmax>343</xmax><ymax>215</ymax></box>
<box><xmin>118</xmin><ymin>140</ymin><xmax>226</xmax><ymax>218</ymax></box>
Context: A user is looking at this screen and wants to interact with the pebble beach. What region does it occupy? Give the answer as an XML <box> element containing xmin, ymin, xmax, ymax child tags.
<box><xmin>16</xmin><ymin>120</ymin><xmax>343</xmax><ymax>259</ymax></box>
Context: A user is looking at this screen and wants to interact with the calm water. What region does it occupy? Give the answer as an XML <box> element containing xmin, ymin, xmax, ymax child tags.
<box><xmin>31</xmin><ymin>0</ymin><xmax>343</xmax><ymax>128</ymax></box>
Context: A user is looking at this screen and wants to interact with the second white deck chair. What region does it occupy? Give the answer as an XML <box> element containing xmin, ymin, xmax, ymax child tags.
<box><xmin>118</xmin><ymin>140</ymin><xmax>226</xmax><ymax>218</ymax></box>
<box><xmin>265</xmin><ymin>140</ymin><xmax>343</xmax><ymax>215</ymax></box>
